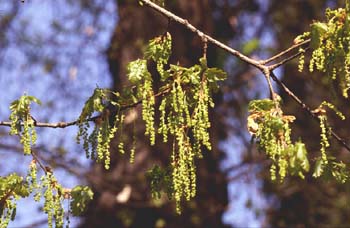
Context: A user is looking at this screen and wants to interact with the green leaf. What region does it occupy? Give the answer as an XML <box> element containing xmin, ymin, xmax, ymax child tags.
<box><xmin>199</xmin><ymin>57</ymin><xmax>208</xmax><ymax>70</ymax></box>
<box><xmin>26</xmin><ymin>96</ymin><xmax>42</xmax><ymax>106</ymax></box>
<box><xmin>78</xmin><ymin>88</ymin><xmax>107</xmax><ymax>121</ymax></box>
<box><xmin>0</xmin><ymin>173</ymin><xmax>30</xmax><ymax>224</ymax></box>
<box><xmin>310</xmin><ymin>22</ymin><xmax>328</xmax><ymax>49</ymax></box>
<box><xmin>295</xmin><ymin>141</ymin><xmax>310</xmax><ymax>171</ymax></box>
<box><xmin>205</xmin><ymin>68</ymin><xmax>227</xmax><ymax>82</ymax></box>
<box><xmin>144</xmin><ymin>32</ymin><xmax>172</xmax><ymax>64</ymax></box>
<box><xmin>127</xmin><ymin>59</ymin><xmax>150</xmax><ymax>84</ymax></box>
<box><xmin>248</xmin><ymin>99</ymin><xmax>275</xmax><ymax>112</ymax></box>
<box><xmin>313</xmin><ymin>158</ymin><xmax>324</xmax><ymax>177</ymax></box>
<box><xmin>70</xmin><ymin>186</ymin><xmax>94</xmax><ymax>216</ymax></box>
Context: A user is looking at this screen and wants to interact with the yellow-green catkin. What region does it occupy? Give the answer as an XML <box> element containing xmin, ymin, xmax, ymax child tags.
<box><xmin>130</xmin><ymin>121</ymin><xmax>136</xmax><ymax>164</ymax></box>
<box><xmin>247</xmin><ymin>99</ymin><xmax>309</xmax><ymax>182</ymax></box>
<box><xmin>42</xmin><ymin>172</ymin><xmax>64</xmax><ymax>228</ymax></box>
<box><xmin>141</xmin><ymin>79</ymin><xmax>156</xmax><ymax>145</ymax></box>
<box><xmin>296</xmin><ymin>7</ymin><xmax>350</xmax><ymax>97</ymax></box>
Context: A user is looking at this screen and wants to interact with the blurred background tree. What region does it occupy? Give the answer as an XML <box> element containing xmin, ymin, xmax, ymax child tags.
<box><xmin>1</xmin><ymin>0</ymin><xmax>350</xmax><ymax>227</ymax></box>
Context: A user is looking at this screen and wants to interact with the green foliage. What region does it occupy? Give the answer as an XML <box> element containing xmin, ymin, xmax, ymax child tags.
<box><xmin>312</xmin><ymin>101</ymin><xmax>345</xmax><ymax>177</ymax></box>
<box><xmin>127</xmin><ymin>59</ymin><xmax>156</xmax><ymax>145</ymax></box>
<box><xmin>127</xmin><ymin>33</ymin><xmax>226</xmax><ymax>212</ymax></box>
<box><xmin>41</xmin><ymin>172</ymin><xmax>64</xmax><ymax>228</ymax></box>
<box><xmin>297</xmin><ymin>3</ymin><xmax>350</xmax><ymax>97</ymax></box>
<box><xmin>289</xmin><ymin>141</ymin><xmax>310</xmax><ymax>178</ymax></box>
<box><xmin>155</xmin><ymin>58</ymin><xmax>226</xmax><ymax>212</ymax></box>
<box><xmin>314</xmin><ymin>157</ymin><xmax>350</xmax><ymax>183</ymax></box>
<box><xmin>248</xmin><ymin>98</ymin><xmax>310</xmax><ymax>181</ymax></box>
<box><xmin>144</xmin><ymin>32</ymin><xmax>171</xmax><ymax>79</ymax></box>
<box><xmin>76</xmin><ymin>88</ymin><xmax>107</xmax><ymax>155</ymax></box>
<box><xmin>26</xmin><ymin>160</ymin><xmax>39</xmax><ymax>195</ymax></box>
<box><xmin>6</xmin><ymin>2</ymin><xmax>350</xmax><ymax>224</ymax></box>
<box><xmin>126</xmin><ymin>32</ymin><xmax>171</xmax><ymax>145</ymax></box>
<box><xmin>25</xmin><ymin>161</ymin><xmax>93</xmax><ymax>228</ymax></box>
<box><xmin>247</xmin><ymin>98</ymin><xmax>349</xmax><ymax>182</ymax></box>
<box><xmin>26</xmin><ymin>167</ymin><xmax>66</xmax><ymax>228</ymax></box>
<box><xmin>70</xmin><ymin>185</ymin><xmax>94</xmax><ymax>216</ymax></box>
<box><xmin>127</xmin><ymin>59</ymin><xmax>150</xmax><ymax>84</ymax></box>
<box><xmin>319</xmin><ymin>115</ymin><xmax>330</xmax><ymax>166</ymax></box>
<box><xmin>0</xmin><ymin>174</ymin><xmax>29</xmax><ymax>228</ymax></box>
<box><xmin>146</xmin><ymin>165</ymin><xmax>173</xmax><ymax>199</ymax></box>
<box><xmin>9</xmin><ymin>94</ymin><xmax>41</xmax><ymax>155</ymax></box>
<box><xmin>130</xmin><ymin>121</ymin><xmax>137</xmax><ymax>163</ymax></box>
<box><xmin>76</xmin><ymin>88</ymin><xmax>122</xmax><ymax>169</ymax></box>
<box><xmin>329</xmin><ymin>160</ymin><xmax>350</xmax><ymax>183</ymax></box>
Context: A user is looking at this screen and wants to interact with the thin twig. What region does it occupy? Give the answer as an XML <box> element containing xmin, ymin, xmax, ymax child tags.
<box><xmin>31</xmin><ymin>150</ymin><xmax>48</xmax><ymax>174</ymax></box>
<box><xmin>270</xmin><ymin>71</ymin><xmax>350</xmax><ymax>152</ymax></box>
<box><xmin>260</xmin><ymin>39</ymin><xmax>310</xmax><ymax>65</ymax></box>
<box><xmin>261</xmin><ymin>67</ymin><xmax>276</xmax><ymax>101</ymax></box>
<box><xmin>202</xmin><ymin>37</ymin><xmax>208</xmax><ymax>59</ymax></box>
<box><xmin>0</xmin><ymin>119</ymin><xmax>83</xmax><ymax>128</ymax></box>
<box><xmin>268</xmin><ymin>47</ymin><xmax>310</xmax><ymax>71</ymax></box>
<box><xmin>140</xmin><ymin>0</ymin><xmax>263</xmax><ymax>69</ymax></box>
<box><xmin>0</xmin><ymin>187</ymin><xmax>15</xmax><ymax>209</ymax></box>
<box><xmin>0</xmin><ymin>88</ymin><xmax>170</xmax><ymax>129</ymax></box>
<box><xmin>0</xmin><ymin>0</ymin><xmax>349</xmax><ymax>156</ymax></box>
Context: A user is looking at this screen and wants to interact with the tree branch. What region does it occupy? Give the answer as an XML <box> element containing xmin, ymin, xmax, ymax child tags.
<box><xmin>140</xmin><ymin>0</ymin><xmax>263</xmax><ymax>69</ymax></box>
<box><xmin>260</xmin><ymin>39</ymin><xmax>310</xmax><ymax>65</ymax></box>
<box><xmin>0</xmin><ymin>88</ymin><xmax>170</xmax><ymax>129</ymax></box>
<box><xmin>270</xmin><ymin>71</ymin><xmax>350</xmax><ymax>152</ymax></box>
<box><xmin>268</xmin><ymin>47</ymin><xmax>309</xmax><ymax>71</ymax></box>
<box><xmin>1</xmin><ymin>0</ymin><xmax>349</xmax><ymax>155</ymax></box>
<box><xmin>0</xmin><ymin>1</ymin><xmax>309</xmax><ymax>131</ymax></box>
<box><xmin>139</xmin><ymin>0</ymin><xmax>350</xmax><ymax>153</ymax></box>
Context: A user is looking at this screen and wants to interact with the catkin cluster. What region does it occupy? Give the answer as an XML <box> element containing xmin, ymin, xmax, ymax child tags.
<box><xmin>312</xmin><ymin>101</ymin><xmax>346</xmax><ymax>178</ymax></box>
<box><xmin>41</xmin><ymin>172</ymin><xmax>64</xmax><ymax>228</ymax></box>
<box><xmin>9</xmin><ymin>95</ymin><xmax>41</xmax><ymax>155</ymax></box>
<box><xmin>23</xmin><ymin>162</ymin><xmax>93</xmax><ymax>228</ymax></box>
<box><xmin>247</xmin><ymin>99</ymin><xmax>310</xmax><ymax>181</ymax></box>
<box><xmin>0</xmin><ymin>174</ymin><xmax>29</xmax><ymax>228</ymax></box>
<box><xmin>297</xmin><ymin>5</ymin><xmax>350</xmax><ymax>97</ymax></box>
<box><xmin>76</xmin><ymin>88</ymin><xmax>123</xmax><ymax>169</ymax></box>
<box><xmin>127</xmin><ymin>32</ymin><xmax>226</xmax><ymax>212</ymax></box>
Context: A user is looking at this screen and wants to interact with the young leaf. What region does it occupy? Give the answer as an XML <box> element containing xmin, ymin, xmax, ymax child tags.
<box><xmin>70</xmin><ymin>186</ymin><xmax>94</xmax><ymax>216</ymax></box>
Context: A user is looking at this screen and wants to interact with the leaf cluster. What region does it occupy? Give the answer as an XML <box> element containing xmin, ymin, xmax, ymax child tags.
<box><xmin>9</xmin><ymin>95</ymin><xmax>41</xmax><ymax>155</ymax></box>
<box><xmin>312</xmin><ymin>101</ymin><xmax>348</xmax><ymax>180</ymax></box>
<box><xmin>126</xmin><ymin>33</ymin><xmax>226</xmax><ymax>212</ymax></box>
<box><xmin>248</xmin><ymin>98</ymin><xmax>309</xmax><ymax>181</ymax></box>
<box><xmin>70</xmin><ymin>185</ymin><xmax>94</xmax><ymax>217</ymax></box>
<box><xmin>146</xmin><ymin>165</ymin><xmax>173</xmax><ymax>200</ymax></box>
<box><xmin>297</xmin><ymin>1</ymin><xmax>350</xmax><ymax>97</ymax></box>
<box><xmin>76</xmin><ymin>88</ymin><xmax>122</xmax><ymax>169</ymax></box>
<box><xmin>23</xmin><ymin>161</ymin><xmax>93</xmax><ymax>228</ymax></box>
<box><xmin>248</xmin><ymin>98</ymin><xmax>350</xmax><ymax>183</ymax></box>
<box><xmin>0</xmin><ymin>174</ymin><xmax>29</xmax><ymax>228</ymax></box>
